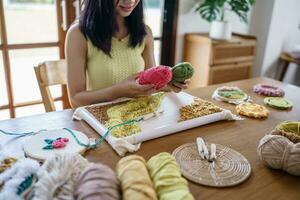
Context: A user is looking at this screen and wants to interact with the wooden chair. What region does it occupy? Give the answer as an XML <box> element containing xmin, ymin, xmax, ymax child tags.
<box><xmin>34</xmin><ymin>60</ymin><xmax>71</xmax><ymax>112</ymax></box>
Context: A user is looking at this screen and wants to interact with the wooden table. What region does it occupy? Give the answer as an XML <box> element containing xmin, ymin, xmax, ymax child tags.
<box><xmin>1</xmin><ymin>77</ymin><xmax>299</xmax><ymax>200</ymax></box>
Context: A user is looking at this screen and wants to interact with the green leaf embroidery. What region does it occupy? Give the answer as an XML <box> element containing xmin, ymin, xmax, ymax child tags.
<box><xmin>43</xmin><ymin>145</ymin><xmax>54</xmax><ymax>150</ymax></box>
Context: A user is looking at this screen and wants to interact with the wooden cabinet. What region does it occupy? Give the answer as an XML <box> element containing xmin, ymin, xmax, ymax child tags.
<box><xmin>183</xmin><ymin>33</ymin><xmax>256</xmax><ymax>88</ymax></box>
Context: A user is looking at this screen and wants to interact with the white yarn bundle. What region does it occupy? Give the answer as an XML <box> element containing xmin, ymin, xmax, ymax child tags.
<box><xmin>0</xmin><ymin>158</ymin><xmax>39</xmax><ymax>200</ymax></box>
<box><xmin>257</xmin><ymin>134</ymin><xmax>300</xmax><ymax>176</ymax></box>
<box><xmin>33</xmin><ymin>152</ymin><xmax>89</xmax><ymax>200</ymax></box>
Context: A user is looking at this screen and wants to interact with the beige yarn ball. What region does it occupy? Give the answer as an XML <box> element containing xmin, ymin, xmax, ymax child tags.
<box><xmin>257</xmin><ymin>134</ymin><xmax>300</xmax><ymax>176</ymax></box>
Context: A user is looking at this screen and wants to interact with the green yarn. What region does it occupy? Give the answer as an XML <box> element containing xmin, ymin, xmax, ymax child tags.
<box><xmin>17</xmin><ymin>174</ymin><xmax>34</xmax><ymax>195</ymax></box>
<box><xmin>264</xmin><ymin>97</ymin><xmax>293</xmax><ymax>110</ymax></box>
<box><xmin>218</xmin><ymin>90</ymin><xmax>246</xmax><ymax>99</ymax></box>
<box><xmin>275</xmin><ymin>121</ymin><xmax>300</xmax><ymax>136</ymax></box>
<box><xmin>171</xmin><ymin>62</ymin><xmax>194</xmax><ymax>83</ymax></box>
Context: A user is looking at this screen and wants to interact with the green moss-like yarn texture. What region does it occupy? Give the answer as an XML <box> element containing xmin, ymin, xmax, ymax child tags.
<box><xmin>171</xmin><ymin>62</ymin><xmax>194</xmax><ymax>83</ymax></box>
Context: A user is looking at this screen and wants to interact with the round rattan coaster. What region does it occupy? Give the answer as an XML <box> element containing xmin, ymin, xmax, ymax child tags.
<box><xmin>172</xmin><ymin>143</ymin><xmax>251</xmax><ymax>187</ymax></box>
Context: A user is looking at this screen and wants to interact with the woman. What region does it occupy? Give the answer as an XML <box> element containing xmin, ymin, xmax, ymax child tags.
<box><xmin>65</xmin><ymin>0</ymin><xmax>188</xmax><ymax>108</ymax></box>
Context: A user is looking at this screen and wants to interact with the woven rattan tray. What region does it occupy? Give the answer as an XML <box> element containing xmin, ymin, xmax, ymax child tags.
<box><xmin>172</xmin><ymin>143</ymin><xmax>251</xmax><ymax>187</ymax></box>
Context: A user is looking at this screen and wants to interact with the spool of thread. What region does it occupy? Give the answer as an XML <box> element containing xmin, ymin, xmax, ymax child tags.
<box><xmin>33</xmin><ymin>153</ymin><xmax>89</xmax><ymax>200</ymax></box>
<box><xmin>257</xmin><ymin>134</ymin><xmax>300</xmax><ymax>176</ymax></box>
<box><xmin>171</xmin><ymin>62</ymin><xmax>194</xmax><ymax>83</ymax></box>
<box><xmin>147</xmin><ymin>152</ymin><xmax>194</xmax><ymax>200</ymax></box>
<box><xmin>116</xmin><ymin>155</ymin><xmax>157</xmax><ymax>200</ymax></box>
<box><xmin>138</xmin><ymin>66</ymin><xmax>173</xmax><ymax>90</ymax></box>
<box><xmin>75</xmin><ymin>163</ymin><xmax>120</xmax><ymax>200</ymax></box>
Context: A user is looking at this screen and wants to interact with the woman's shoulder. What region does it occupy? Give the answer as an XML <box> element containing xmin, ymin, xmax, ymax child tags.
<box><xmin>66</xmin><ymin>23</ymin><xmax>86</xmax><ymax>43</ymax></box>
<box><xmin>144</xmin><ymin>25</ymin><xmax>154</xmax><ymax>45</ymax></box>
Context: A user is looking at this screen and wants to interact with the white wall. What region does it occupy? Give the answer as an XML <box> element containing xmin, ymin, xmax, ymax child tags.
<box><xmin>175</xmin><ymin>0</ymin><xmax>251</xmax><ymax>63</ymax></box>
<box><xmin>250</xmin><ymin>0</ymin><xmax>300</xmax><ymax>85</ymax></box>
<box><xmin>176</xmin><ymin>0</ymin><xmax>300</xmax><ymax>86</ymax></box>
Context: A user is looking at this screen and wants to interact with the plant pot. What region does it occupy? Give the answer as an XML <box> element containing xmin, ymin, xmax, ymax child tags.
<box><xmin>209</xmin><ymin>21</ymin><xmax>232</xmax><ymax>40</ymax></box>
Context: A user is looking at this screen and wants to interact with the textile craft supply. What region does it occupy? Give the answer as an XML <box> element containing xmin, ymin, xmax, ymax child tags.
<box><xmin>171</xmin><ymin>62</ymin><xmax>194</xmax><ymax>83</ymax></box>
<box><xmin>147</xmin><ymin>152</ymin><xmax>194</xmax><ymax>200</ymax></box>
<box><xmin>0</xmin><ymin>156</ymin><xmax>39</xmax><ymax>200</ymax></box>
<box><xmin>1</xmin><ymin>117</ymin><xmax>145</xmax><ymax>161</ymax></box>
<box><xmin>0</xmin><ymin>157</ymin><xmax>17</xmax><ymax>174</ymax></box>
<box><xmin>272</xmin><ymin>121</ymin><xmax>300</xmax><ymax>143</ymax></box>
<box><xmin>257</xmin><ymin>131</ymin><xmax>300</xmax><ymax>176</ymax></box>
<box><xmin>42</xmin><ymin>137</ymin><xmax>69</xmax><ymax>150</ymax></box>
<box><xmin>173</xmin><ymin>143</ymin><xmax>251</xmax><ymax>187</ymax></box>
<box><xmin>117</xmin><ymin>155</ymin><xmax>157</xmax><ymax>200</ymax></box>
<box><xmin>178</xmin><ymin>98</ymin><xmax>223</xmax><ymax>122</ymax></box>
<box><xmin>138</xmin><ymin>66</ymin><xmax>173</xmax><ymax>90</ymax></box>
<box><xmin>253</xmin><ymin>84</ymin><xmax>285</xmax><ymax>97</ymax></box>
<box><xmin>33</xmin><ymin>153</ymin><xmax>89</xmax><ymax>200</ymax></box>
<box><xmin>75</xmin><ymin>163</ymin><xmax>121</xmax><ymax>200</ymax></box>
<box><xmin>212</xmin><ymin>86</ymin><xmax>249</xmax><ymax>105</ymax></box>
<box><xmin>264</xmin><ymin>97</ymin><xmax>293</xmax><ymax>110</ymax></box>
<box><xmin>86</xmin><ymin>93</ymin><xmax>165</xmax><ymax>138</ymax></box>
<box><xmin>236</xmin><ymin>102</ymin><xmax>269</xmax><ymax>119</ymax></box>
<box><xmin>73</xmin><ymin>92</ymin><xmax>242</xmax><ymax>156</ymax></box>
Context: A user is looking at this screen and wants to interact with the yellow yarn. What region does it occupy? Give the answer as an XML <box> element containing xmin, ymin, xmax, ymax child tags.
<box><xmin>274</xmin><ymin>121</ymin><xmax>300</xmax><ymax>143</ymax></box>
<box><xmin>116</xmin><ymin>155</ymin><xmax>157</xmax><ymax>200</ymax></box>
<box><xmin>106</xmin><ymin>93</ymin><xmax>165</xmax><ymax>137</ymax></box>
<box><xmin>147</xmin><ymin>152</ymin><xmax>194</xmax><ymax>200</ymax></box>
<box><xmin>0</xmin><ymin>157</ymin><xmax>17</xmax><ymax>174</ymax></box>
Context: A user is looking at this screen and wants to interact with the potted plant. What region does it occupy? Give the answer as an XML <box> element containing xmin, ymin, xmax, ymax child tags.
<box><xmin>195</xmin><ymin>0</ymin><xmax>256</xmax><ymax>40</ymax></box>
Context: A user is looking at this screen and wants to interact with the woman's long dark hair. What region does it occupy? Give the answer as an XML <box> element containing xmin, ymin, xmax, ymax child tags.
<box><xmin>79</xmin><ymin>0</ymin><xmax>147</xmax><ymax>55</ymax></box>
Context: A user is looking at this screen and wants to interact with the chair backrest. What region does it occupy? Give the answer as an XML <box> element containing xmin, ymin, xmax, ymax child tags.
<box><xmin>34</xmin><ymin>60</ymin><xmax>68</xmax><ymax>112</ymax></box>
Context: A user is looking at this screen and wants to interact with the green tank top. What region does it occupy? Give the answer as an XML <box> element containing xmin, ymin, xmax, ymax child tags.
<box><xmin>87</xmin><ymin>35</ymin><xmax>145</xmax><ymax>90</ymax></box>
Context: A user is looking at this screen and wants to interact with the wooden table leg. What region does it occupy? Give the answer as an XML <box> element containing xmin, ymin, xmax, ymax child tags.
<box><xmin>279</xmin><ymin>61</ymin><xmax>290</xmax><ymax>81</ymax></box>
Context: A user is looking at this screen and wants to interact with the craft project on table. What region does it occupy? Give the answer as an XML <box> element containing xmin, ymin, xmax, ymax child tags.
<box><xmin>212</xmin><ymin>86</ymin><xmax>250</xmax><ymax>105</ymax></box>
<box><xmin>73</xmin><ymin>92</ymin><xmax>242</xmax><ymax>156</ymax></box>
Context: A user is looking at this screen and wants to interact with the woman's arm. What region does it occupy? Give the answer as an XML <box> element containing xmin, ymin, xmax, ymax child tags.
<box><xmin>142</xmin><ymin>25</ymin><xmax>156</xmax><ymax>69</ymax></box>
<box><xmin>65</xmin><ymin>24</ymin><xmax>155</xmax><ymax>108</ymax></box>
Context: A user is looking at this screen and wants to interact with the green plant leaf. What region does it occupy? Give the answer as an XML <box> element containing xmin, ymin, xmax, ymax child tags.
<box><xmin>195</xmin><ymin>0</ymin><xmax>222</xmax><ymax>22</ymax></box>
<box><xmin>228</xmin><ymin>0</ymin><xmax>254</xmax><ymax>23</ymax></box>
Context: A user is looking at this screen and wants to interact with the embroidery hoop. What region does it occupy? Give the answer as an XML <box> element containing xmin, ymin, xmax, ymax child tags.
<box><xmin>212</xmin><ymin>86</ymin><xmax>250</xmax><ymax>105</ymax></box>
<box><xmin>23</xmin><ymin>129</ymin><xmax>89</xmax><ymax>162</ymax></box>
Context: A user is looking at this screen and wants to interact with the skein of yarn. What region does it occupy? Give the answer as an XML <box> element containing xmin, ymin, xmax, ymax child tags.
<box><xmin>138</xmin><ymin>66</ymin><xmax>173</xmax><ymax>90</ymax></box>
<box><xmin>33</xmin><ymin>153</ymin><xmax>89</xmax><ymax>200</ymax></box>
<box><xmin>116</xmin><ymin>155</ymin><xmax>157</xmax><ymax>200</ymax></box>
<box><xmin>75</xmin><ymin>163</ymin><xmax>121</xmax><ymax>200</ymax></box>
<box><xmin>273</xmin><ymin>121</ymin><xmax>300</xmax><ymax>143</ymax></box>
<box><xmin>147</xmin><ymin>152</ymin><xmax>194</xmax><ymax>200</ymax></box>
<box><xmin>171</xmin><ymin>62</ymin><xmax>194</xmax><ymax>83</ymax></box>
<box><xmin>257</xmin><ymin>121</ymin><xmax>300</xmax><ymax>176</ymax></box>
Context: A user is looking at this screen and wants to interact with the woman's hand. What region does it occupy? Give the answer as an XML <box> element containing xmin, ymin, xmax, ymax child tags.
<box><xmin>115</xmin><ymin>73</ymin><xmax>156</xmax><ymax>98</ymax></box>
<box><xmin>161</xmin><ymin>79</ymin><xmax>191</xmax><ymax>93</ymax></box>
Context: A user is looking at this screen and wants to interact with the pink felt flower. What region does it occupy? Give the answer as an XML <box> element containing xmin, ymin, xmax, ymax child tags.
<box><xmin>53</xmin><ymin>140</ymin><xmax>66</xmax><ymax>148</ymax></box>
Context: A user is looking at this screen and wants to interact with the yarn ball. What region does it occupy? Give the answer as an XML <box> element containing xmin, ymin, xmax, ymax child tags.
<box><xmin>171</xmin><ymin>62</ymin><xmax>194</xmax><ymax>83</ymax></box>
<box><xmin>138</xmin><ymin>66</ymin><xmax>173</xmax><ymax>90</ymax></box>
<box><xmin>257</xmin><ymin>134</ymin><xmax>300</xmax><ymax>176</ymax></box>
<box><xmin>33</xmin><ymin>153</ymin><xmax>89</xmax><ymax>200</ymax></box>
<box><xmin>272</xmin><ymin>121</ymin><xmax>300</xmax><ymax>143</ymax></box>
<box><xmin>116</xmin><ymin>155</ymin><xmax>157</xmax><ymax>200</ymax></box>
<box><xmin>75</xmin><ymin>163</ymin><xmax>121</xmax><ymax>200</ymax></box>
<box><xmin>147</xmin><ymin>152</ymin><xmax>194</xmax><ymax>200</ymax></box>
